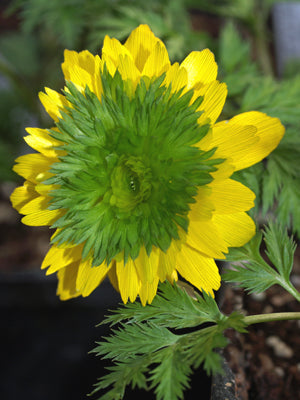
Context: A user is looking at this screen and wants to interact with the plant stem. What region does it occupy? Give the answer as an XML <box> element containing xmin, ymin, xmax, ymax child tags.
<box><xmin>276</xmin><ymin>278</ymin><xmax>300</xmax><ymax>303</ymax></box>
<box><xmin>245</xmin><ymin>312</ymin><xmax>300</xmax><ymax>326</ymax></box>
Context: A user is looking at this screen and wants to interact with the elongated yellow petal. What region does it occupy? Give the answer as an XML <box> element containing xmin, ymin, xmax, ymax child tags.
<box><xmin>180</xmin><ymin>49</ymin><xmax>218</xmax><ymax>89</ymax></box>
<box><xmin>62</xmin><ymin>50</ymin><xmax>102</xmax><ymax>97</ymax></box>
<box><xmin>139</xmin><ymin>275</ymin><xmax>160</xmax><ymax>306</ymax></box>
<box><xmin>116</xmin><ymin>258</ymin><xmax>140</xmax><ymax>303</ymax></box>
<box><xmin>210</xmin><ymin>160</ymin><xmax>235</xmax><ymax>181</ymax></box>
<box><xmin>62</xmin><ymin>50</ymin><xmax>102</xmax><ymax>98</ymax></box>
<box><xmin>42</xmin><ymin>243</ymin><xmax>83</xmax><ymax>274</ymax></box>
<box><xmin>134</xmin><ymin>247</ymin><xmax>160</xmax><ymax>305</ymax></box>
<box><xmin>20</xmin><ymin>196</ymin><xmax>63</xmax><ymax>226</ymax></box>
<box><xmin>63</xmin><ymin>62</ymin><xmax>93</xmax><ymax>92</ymax></box>
<box><xmin>57</xmin><ymin>262</ymin><xmax>81</xmax><ymax>300</ymax></box>
<box><xmin>13</xmin><ymin>153</ymin><xmax>55</xmax><ymax>184</ymax></box>
<box><xmin>34</xmin><ymin>183</ymin><xmax>58</xmax><ymax>196</ymax></box>
<box><xmin>117</xmin><ymin>54</ymin><xmax>141</xmax><ymax>87</ymax></box>
<box><xmin>229</xmin><ymin>112</ymin><xmax>285</xmax><ymax>170</ymax></box>
<box><xmin>142</xmin><ymin>41</ymin><xmax>171</xmax><ymax>77</ymax></box>
<box><xmin>134</xmin><ymin>246</ymin><xmax>159</xmax><ymax>284</ymax></box>
<box><xmin>107</xmin><ymin>261</ymin><xmax>119</xmax><ymax>292</ymax></box>
<box><xmin>39</xmin><ymin>88</ymin><xmax>69</xmax><ymax>122</ymax></box>
<box><xmin>176</xmin><ymin>244</ymin><xmax>221</xmax><ymax>295</ymax></box>
<box><xmin>102</xmin><ymin>36</ymin><xmax>133</xmax><ymax>68</ymax></box>
<box><xmin>189</xmin><ymin>186</ymin><xmax>215</xmax><ymax>220</ymax></box>
<box><xmin>157</xmin><ymin>245</ymin><xmax>177</xmax><ymax>282</ymax></box>
<box><xmin>24</xmin><ymin>127</ymin><xmax>65</xmax><ymax>158</ymax></box>
<box><xmin>208</xmin><ymin>179</ymin><xmax>255</xmax><ymax>214</ymax></box>
<box><xmin>213</xmin><ymin>212</ymin><xmax>256</xmax><ymax>247</ymax></box>
<box><xmin>76</xmin><ymin>259</ymin><xmax>110</xmax><ymax>297</ymax></box>
<box><xmin>124</xmin><ymin>24</ymin><xmax>161</xmax><ymax>72</ymax></box>
<box><xmin>62</xmin><ymin>50</ymin><xmax>95</xmax><ymax>76</ymax></box>
<box><xmin>186</xmin><ymin>218</ymin><xmax>228</xmax><ymax>258</ymax></box>
<box><xmin>164</xmin><ymin>62</ymin><xmax>188</xmax><ymax>93</ymax></box>
<box><xmin>10</xmin><ymin>181</ymin><xmax>38</xmax><ymax>212</ymax></box>
<box><xmin>196</xmin><ymin>81</ymin><xmax>227</xmax><ymax>125</ymax></box>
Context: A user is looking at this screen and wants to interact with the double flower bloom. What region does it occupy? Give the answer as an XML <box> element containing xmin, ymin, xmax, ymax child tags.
<box><xmin>11</xmin><ymin>25</ymin><xmax>284</xmax><ymax>305</ymax></box>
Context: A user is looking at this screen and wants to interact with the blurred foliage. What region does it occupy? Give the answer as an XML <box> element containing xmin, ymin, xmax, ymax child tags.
<box><xmin>217</xmin><ymin>22</ymin><xmax>300</xmax><ymax>237</ymax></box>
<box><xmin>0</xmin><ymin>0</ymin><xmax>211</xmax><ymax>182</ymax></box>
<box><xmin>6</xmin><ymin>0</ymin><xmax>211</xmax><ymax>58</ymax></box>
<box><xmin>0</xmin><ymin>0</ymin><xmax>300</xmax><ymax>235</ymax></box>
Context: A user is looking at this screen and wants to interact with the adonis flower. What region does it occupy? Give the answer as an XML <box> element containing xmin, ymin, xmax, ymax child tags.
<box><xmin>11</xmin><ymin>25</ymin><xmax>284</xmax><ymax>305</ymax></box>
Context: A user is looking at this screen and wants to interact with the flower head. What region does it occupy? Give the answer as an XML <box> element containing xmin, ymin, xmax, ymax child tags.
<box><xmin>11</xmin><ymin>25</ymin><xmax>284</xmax><ymax>305</ymax></box>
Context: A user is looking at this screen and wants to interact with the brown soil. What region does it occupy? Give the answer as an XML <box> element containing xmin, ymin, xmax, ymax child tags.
<box><xmin>221</xmin><ymin>247</ymin><xmax>300</xmax><ymax>400</ymax></box>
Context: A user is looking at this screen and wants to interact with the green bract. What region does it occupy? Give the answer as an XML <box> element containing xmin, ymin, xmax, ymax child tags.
<box><xmin>45</xmin><ymin>69</ymin><xmax>222</xmax><ymax>266</ymax></box>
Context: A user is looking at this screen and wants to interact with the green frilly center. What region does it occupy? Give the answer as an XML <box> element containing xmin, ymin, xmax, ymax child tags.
<box><xmin>110</xmin><ymin>155</ymin><xmax>152</xmax><ymax>212</ymax></box>
<box><xmin>45</xmin><ymin>68</ymin><xmax>223</xmax><ymax>266</ymax></box>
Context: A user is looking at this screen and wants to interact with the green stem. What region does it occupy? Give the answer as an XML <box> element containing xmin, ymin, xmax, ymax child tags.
<box><xmin>276</xmin><ymin>277</ymin><xmax>300</xmax><ymax>303</ymax></box>
<box><xmin>245</xmin><ymin>312</ymin><xmax>300</xmax><ymax>326</ymax></box>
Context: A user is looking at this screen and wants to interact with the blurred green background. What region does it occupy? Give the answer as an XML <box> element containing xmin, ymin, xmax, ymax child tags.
<box><xmin>0</xmin><ymin>0</ymin><xmax>300</xmax><ymax>235</ymax></box>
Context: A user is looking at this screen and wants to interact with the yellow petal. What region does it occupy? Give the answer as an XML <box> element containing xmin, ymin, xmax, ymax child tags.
<box><xmin>116</xmin><ymin>258</ymin><xmax>141</xmax><ymax>303</ymax></box>
<box><xmin>157</xmin><ymin>244</ymin><xmax>177</xmax><ymax>282</ymax></box>
<box><xmin>57</xmin><ymin>262</ymin><xmax>81</xmax><ymax>300</ymax></box>
<box><xmin>124</xmin><ymin>24</ymin><xmax>161</xmax><ymax>72</ymax></box>
<box><xmin>116</xmin><ymin>54</ymin><xmax>141</xmax><ymax>87</ymax></box>
<box><xmin>210</xmin><ymin>160</ymin><xmax>235</xmax><ymax>181</ymax></box>
<box><xmin>34</xmin><ymin>183</ymin><xmax>58</xmax><ymax>196</ymax></box>
<box><xmin>138</xmin><ymin>276</ymin><xmax>160</xmax><ymax>306</ymax></box>
<box><xmin>164</xmin><ymin>62</ymin><xmax>188</xmax><ymax>93</ymax></box>
<box><xmin>39</xmin><ymin>88</ymin><xmax>69</xmax><ymax>122</ymax></box>
<box><xmin>13</xmin><ymin>153</ymin><xmax>55</xmax><ymax>184</ymax></box>
<box><xmin>20</xmin><ymin>195</ymin><xmax>63</xmax><ymax>226</ymax></box>
<box><xmin>24</xmin><ymin>127</ymin><xmax>65</xmax><ymax>158</ymax></box>
<box><xmin>196</xmin><ymin>81</ymin><xmax>227</xmax><ymax>125</ymax></box>
<box><xmin>213</xmin><ymin>212</ymin><xmax>256</xmax><ymax>248</ymax></box>
<box><xmin>42</xmin><ymin>243</ymin><xmax>83</xmax><ymax>274</ymax></box>
<box><xmin>134</xmin><ymin>246</ymin><xmax>159</xmax><ymax>284</ymax></box>
<box><xmin>102</xmin><ymin>36</ymin><xmax>133</xmax><ymax>68</ymax></box>
<box><xmin>107</xmin><ymin>261</ymin><xmax>119</xmax><ymax>292</ymax></box>
<box><xmin>189</xmin><ymin>186</ymin><xmax>214</xmax><ymax>220</ymax></box>
<box><xmin>208</xmin><ymin>179</ymin><xmax>255</xmax><ymax>214</ymax></box>
<box><xmin>229</xmin><ymin>111</ymin><xmax>285</xmax><ymax>170</ymax></box>
<box><xmin>62</xmin><ymin>49</ymin><xmax>98</xmax><ymax>92</ymax></box>
<box><xmin>62</xmin><ymin>62</ymin><xmax>93</xmax><ymax>93</ymax></box>
<box><xmin>176</xmin><ymin>244</ymin><xmax>221</xmax><ymax>295</ymax></box>
<box><xmin>133</xmin><ymin>247</ymin><xmax>160</xmax><ymax>305</ymax></box>
<box><xmin>10</xmin><ymin>181</ymin><xmax>38</xmax><ymax>212</ymax></box>
<box><xmin>186</xmin><ymin>218</ymin><xmax>228</xmax><ymax>259</ymax></box>
<box><xmin>180</xmin><ymin>49</ymin><xmax>218</xmax><ymax>89</ymax></box>
<box><xmin>142</xmin><ymin>40</ymin><xmax>171</xmax><ymax>77</ymax></box>
<box><xmin>76</xmin><ymin>259</ymin><xmax>110</xmax><ymax>297</ymax></box>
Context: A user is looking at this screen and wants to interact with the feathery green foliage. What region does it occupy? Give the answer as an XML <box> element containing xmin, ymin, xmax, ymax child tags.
<box><xmin>91</xmin><ymin>283</ymin><xmax>247</xmax><ymax>400</ymax></box>
<box><xmin>223</xmin><ymin>223</ymin><xmax>298</xmax><ymax>297</ymax></box>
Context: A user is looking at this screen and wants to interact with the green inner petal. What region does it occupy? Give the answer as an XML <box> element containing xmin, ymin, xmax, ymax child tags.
<box><xmin>45</xmin><ymin>69</ymin><xmax>223</xmax><ymax>266</ymax></box>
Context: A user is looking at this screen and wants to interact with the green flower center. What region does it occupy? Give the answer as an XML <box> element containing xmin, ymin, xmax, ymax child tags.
<box><xmin>46</xmin><ymin>69</ymin><xmax>222</xmax><ymax>266</ymax></box>
<box><xmin>110</xmin><ymin>155</ymin><xmax>152</xmax><ymax>211</ymax></box>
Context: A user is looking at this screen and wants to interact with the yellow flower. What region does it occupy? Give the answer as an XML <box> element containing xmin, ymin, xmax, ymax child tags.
<box><xmin>11</xmin><ymin>25</ymin><xmax>284</xmax><ymax>305</ymax></box>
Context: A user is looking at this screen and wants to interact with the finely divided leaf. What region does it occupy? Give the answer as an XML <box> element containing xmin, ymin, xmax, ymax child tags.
<box><xmin>223</xmin><ymin>223</ymin><xmax>297</xmax><ymax>294</ymax></box>
<box><xmin>92</xmin><ymin>282</ymin><xmax>248</xmax><ymax>399</ymax></box>
<box><xmin>264</xmin><ymin>222</ymin><xmax>296</xmax><ymax>282</ymax></box>
<box><xmin>102</xmin><ymin>281</ymin><xmax>223</xmax><ymax>329</ymax></box>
